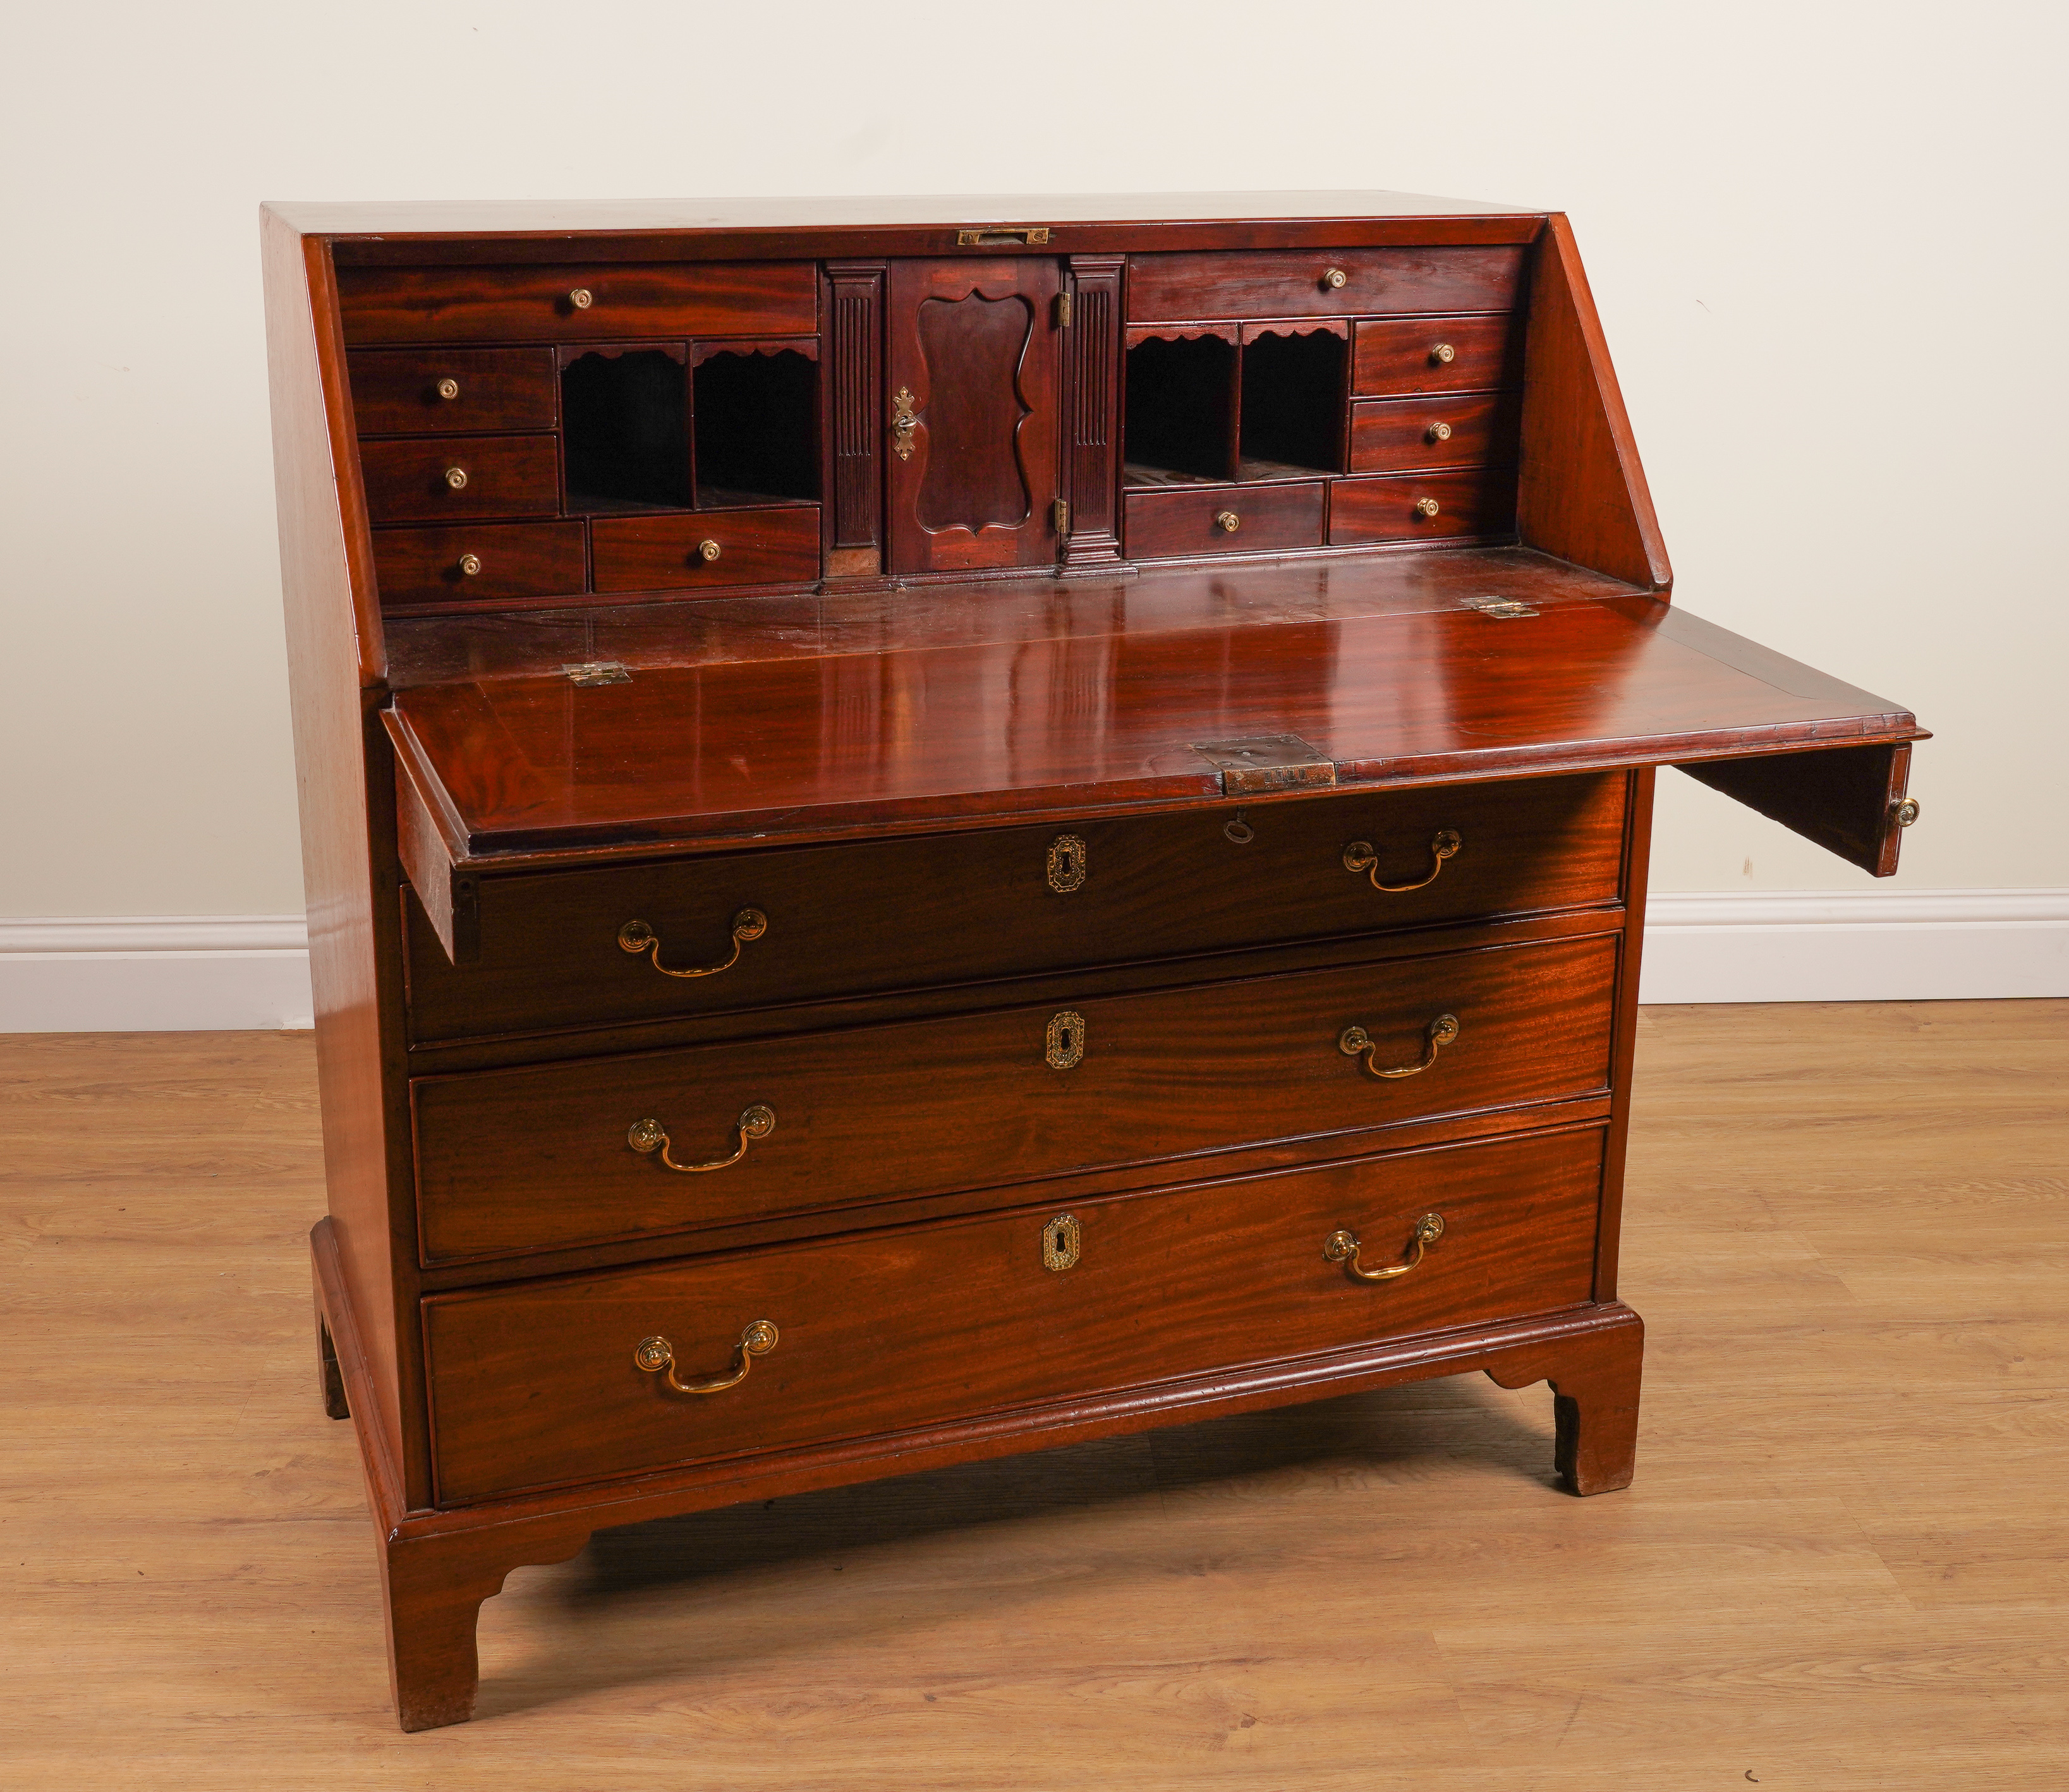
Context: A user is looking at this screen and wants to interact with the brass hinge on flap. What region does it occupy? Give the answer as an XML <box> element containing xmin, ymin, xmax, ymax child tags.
<box><xmin>562</xmin><ymin>661</ymin><xmax>632</xmax><ymax>686</ymax></box>
<box><xmin>1192</xmin><ymin>735</ymin><xmax>1338</xmax><ymax>796</ymax></box>
<box><xmin>1053</xmin><ymin>498</ymin><xmax>1071</xmax><ymax>537</ymax></box>
<box><xmin>1054</xmin><ymin>291</ymin><xmax>1073</xmax><ymax>328</ymax></box>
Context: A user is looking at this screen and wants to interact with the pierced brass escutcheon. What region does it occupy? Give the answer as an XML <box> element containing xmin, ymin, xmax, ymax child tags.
<box><xmin>1046</xmin><ymin>1010</ymin><xmax>1086</xmax><ymax>1070</ymax></box>
<box><xmin>1343</xmin><ymin>828</ymin><xmax>1462</xmax><ymax>892</ymax></box>
<box><xmin>1340</xmin><ymin>1014</ymin><xmax>1460</xmax><ymax>1079</ymax></box>
<box><xmin>1042</xmin><ymin>1213</ymin><xmax>1081</xmax><ymax>1271</ymax></box>
<box><xmin>634</xmin><ymin>1319</ymin><xmax>778</xmax><ymax>1395</ymax></box>
<box><xmin>1323</xmin><ymin>1213</ymin><xmax>1445</xmax><ymax>1282</ymax></box>
<box><xmin>1047</xmin><ymin>833</ymin><xmax>1088</xmax><ymax>893</ymax></box>
<box><xmin>628</xmin><ymin>1103</ymin><xmax>775</xmax><ymax>1174</ymax></box>
<box><xmin>435</xmin><ymin>377</ymin><xmax>460</xmax><ymax>400</ymax></box>
<box><xmin>890</xmin><ymin>385</ymin><xmax>919</xmax><ymax>461</ymax></box>
<box><xmin>618</xmin><ymin>908</ymin><xmax>767</xmax><ymax>978</ymax></box>
<box><xmin>1891</xmin><ymin>796</ymin><xmax>1922</xmax><ymax>827</ymax></box>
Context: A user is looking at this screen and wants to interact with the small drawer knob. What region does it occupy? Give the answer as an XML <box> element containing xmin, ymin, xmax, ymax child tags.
<box><xmin>1215</xmin><ymin>510</ymin><xmax>1241</xmax><ymax>533</ymax></box>
<box><xmin>1414</xmin><ymin>496</ymin><xmax>1440</xmax><ymax>519</ymax></box>
<box><xmin>1430</xmin><ymin>342</ymin><xmax>1457</xmax><ymax>365</ymax></box>
<box><xmin>444</xmin><ymin>466</ymin><xmax>469</xmax><ymax>490</ymax></box>
<box><xmin>458</xmin><ymin>552</ymin><xmax>482</xmax><ymax>576</ymax></box>
<box><xmin>435</xmin><ymin>377</ymin><xmax>459</xmax><ymax>401</ymax></box>
<box><xmin>1322</xmin><ymin>267</ymin><xmax>1349</xmax><ymax>290</ymax></box>
<box><xmin>697</xmin><ymin>538</ymin><xmax>722</xmax><ymax>562</ymax></box>
<box><xmin>567</xmin><ymin>287</ymin><xmax>594</xmax><ymax>310</ymax></box>
<box><xmin>1425</xmin><ymin>421</ymin><xmax>1453</xmax><ymax>444</ymax></box>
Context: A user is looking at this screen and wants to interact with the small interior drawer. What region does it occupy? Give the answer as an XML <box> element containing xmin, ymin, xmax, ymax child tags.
<box><xmin>1352</xmin><ymin>314</ymin><xmax>1524</xmax><ymax>397</ymax></box>
<box><xmin>372</xmin><ymin>521</ymin><xmax>586</xmax><ymax>608</ymax></box>
<box><xmin>590</xmin><ymin>504</ymin><xmax>821</xmax><ymax>593</ymax></box>
<box><xmin>348</xmin><ymin>348</ymin><xmax>557</xmax><ymax>436</ymax></box>
<box><xmin>1124</xmin><ymin>481</ymin><xmax>1325</xmax><ymax>560</ymax></box>
<box><xmin>359</xmin><ymin>433</ymin><xmax>559</xmax><ymax>524</ymax></box>
<box><xmin>1329</xmin><ymin>468</ymin><xmax>1519</xmax><ymax>545</ymax></box>
<box><xmin>336</xmin><ymin>262</ymin><xmax>818</xmax><ymax>345</ymax></box>
<box><xmin>1126</xmin><ymin>246</ymin><xmax>1528</xmax><ymax>324</ymax></box>
<box><xmin>422</xmin><ymin>1124</ymin><xmax>1606</xmax><ymax>1503</ymax></box>
<box><xmin>1349</xmin><ymin>393</ymin><xmax>1521</xmax><ymax>475</ymax></box>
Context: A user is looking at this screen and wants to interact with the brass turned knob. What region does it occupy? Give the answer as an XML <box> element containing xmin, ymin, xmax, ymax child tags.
<box><xmin>1414</xmin><ymin>497</ymin><xmax>1441</xmax><ymax>518</ymax></box>
<box><xmin>1425</xmin><ymin>421</ymin><xmax>1453</xmax><ymax>443</ymax></box>
<box><xmin>698</xmin><ymin>538</ymin><xmax>722</xmax><ymax>562</ymax></box>
<box><xmin>458</xmin><ymin>553</ymin><xmax>482</xmax><ymax>576</ymax></box>
<box><xmin>1322</xmin><ymin>267</ymin><xmax>1349</xmax><ymax>289</ymax></box>
<box><xmin>1215</xmin><ymin>510</ymin><xmax>1241</xmax><ymax>533</ymax></box>
<box><xmin>444</xmin><ymin>466</ymin><xmax>469</xmax><ymax>490</ymax></box>
<box><xmin>1430</xmin><ymin>342</ymin><xmax>1457</xmax><ymax>365</ymax></box>
<box><xmin>435</xmin><ymin>377</ymin><xmax>459</xmax><ymax>401</ymax></box>
<box><xmin>568</xmin><ymin>287</ymin><xmax>594</xmax><ymax>310</ymax></box>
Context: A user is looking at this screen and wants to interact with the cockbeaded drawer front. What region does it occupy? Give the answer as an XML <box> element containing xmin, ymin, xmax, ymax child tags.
<box><xmin>413</xmin><ymin>931</ymin><xmax>1618</xmax><ymax>1264</ymax></box>
<box><xmin>404</xmin><ymin>772</ymin><xmax>1628</xmax><ymax>1044</ymax></box>
<box><xmin>423</xmin><ymin>1125</ymin><xmax>1606</xmax><ymax>1504</ymax></box>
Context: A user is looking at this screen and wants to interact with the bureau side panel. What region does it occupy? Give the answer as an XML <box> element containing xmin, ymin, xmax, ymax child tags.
<box><xmin>262</xmin><ymin>210</ymin><xmax>425</xmax><ymax>1511</ymax></box>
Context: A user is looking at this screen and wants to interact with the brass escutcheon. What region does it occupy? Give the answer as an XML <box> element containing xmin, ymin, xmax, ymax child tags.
<box><xmin>1324</xmin><ymin>1213</ymin><xmax>1445</xmax><ymax>1282</ymax></box>
<box><xmin>1046</xmin><ymin>1010</ymin><xmax>1086</xmax><ymax>1070</ymax></box>
<box><xmin>890</xmin><ymin>386</ymin><xmax>919</xmax><ymax>461</ymax></box>
<box><xmin>1340</xmin><ymin>1014</ymin><xmax>1460</xmax><ymax>1079</ymax></box>
<box><xmin>1047</xmin><ymin>833</ymin><xmax>1088</xmax><ymax>893</ymax></box>
<box><xmin>634</xmin><ymin>1319</ymin><xmax>778</xmax><ymax>1395</ymax></box>
<box><xmin>1042</xmin><ymin>1213</ymin><xmax>1081</xmax><ymax>1271</ymax></box>
<box><xmin>1343</xmin><ymin>828</ymin><xmax>1462</xmax><ymax>892</ymax></box>
<box><xmin>435</xmin><ymin>377</ymin><xmax>460</xmax><ymax>400</ymax></box>
<box><xmin>619</xmin><ymin>908</ymin><xmax>767</xmax><ymax>978</ymax></box>
<box><xmin>628</xmin><ymin>1103</ymin><xmax>775</xmax><ymax>1174</ymax></box>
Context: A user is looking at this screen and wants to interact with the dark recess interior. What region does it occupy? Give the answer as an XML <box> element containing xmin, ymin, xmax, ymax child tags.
<box><xmin>561</xmin><ymin>349</ymin><xmax>690</xmax><ymax>511</ymax></box>
<box><xmin>693</xmin><ymin>349</ymin><xmax>817</xmax><ymax>505</ymax></box>
<box><xmin>1123</xmin><ymin>334</ymin><xmax>1235</xmax><ymax>483</ymax></box>
<box><xmin>1239</xmin><ymin>330</ymin><xmax>1346</xmax><ymax>475</ymax></box>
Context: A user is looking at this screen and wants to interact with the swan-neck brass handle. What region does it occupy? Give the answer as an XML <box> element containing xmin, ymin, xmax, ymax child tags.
<box><xmin>619</xmin><ymin>907</ymin><xmax>767</xmax><ymax>978</ymax></box>
<box><xmin>1340</xmin><ymin>1014</ymin><xmax>1459</xmax><ymax>1079</ymax></box>
<box><xmin>1324</xmin><ymin>1213</ymin><xmax>1444</xmax><ymax>1281</ymax></box>
<box><xmin>1343</xmin><ymin>828</ymin><xmax>1462</xmax><ymax>892</ymax></box>
<box><xmin>628</xmin><ymin>1104</ymin><xmax>774</xmax><ymax>1173</ymax></box>
<box><xmin>634</xmin><ymin>1321</ymin><xmax>777</xmax><ymax>1395</ymax></box>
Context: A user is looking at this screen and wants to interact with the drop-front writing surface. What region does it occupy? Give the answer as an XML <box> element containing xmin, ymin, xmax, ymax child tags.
<box><xmin>262</xmin><ymin>191</ymin><xmax>1924</xmax><ymax>1730</ymax></box>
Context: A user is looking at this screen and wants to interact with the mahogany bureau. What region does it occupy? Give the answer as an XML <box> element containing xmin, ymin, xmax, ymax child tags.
<box><xmin>260</xmin><ymin>192</ymin><xmax>1926</xmax><ymax>1730</ymax></box>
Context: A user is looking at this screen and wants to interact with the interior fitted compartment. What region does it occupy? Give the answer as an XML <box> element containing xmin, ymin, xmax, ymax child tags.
<box><xmin>1123</xmin><ymin>332</ymin><xmax>1236</xmax><ymax>485</ymax></box>
<box><xmin>1239</xmin><ymin>328</ymin><xmax>1347</xmax><ymax>478</ymax></box>
<box><xmin>561</xmin><ymin>347</ymin><xmax>691</xmax><ymax>512</ymax></box>
<box><xmin>693</xmin><ymin>346</ymin><xmax>818</xmax><ymax>506</ymax></box>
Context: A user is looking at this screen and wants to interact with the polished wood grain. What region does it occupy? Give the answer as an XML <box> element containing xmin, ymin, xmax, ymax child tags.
<box><xmin>1125</xmin><ymin>246</ymin><xmax>1529</xmax><ymax>323</ymax></box>
<box><xmin>1122</xmin><ymin>480</ymin><xmax>1326</xmax><ymax>560</ymax></box>
<box><xmin>370</xmin><ymin>521</ymin><xmax>585</xmax><ymax>609</ymax></box>
<box><xmin>10</xmin><ymin>1005</ymin><xmax>2055</xmax><ymax>1773</ymax></box>
<box><xmin>1328</xmin><ymin>466</ymin><xmax>1519</xmax><ymax>543</ymax></box>
<box><xmin>413</xmin><ymin>933</ymin><xmax>1618</xmax><ymax>1264</ymax></box>
<box><xmin>589</xmin><ymin>504</ymin><xmax>821</xmax><ymax>593</ymax></box>
<box><xmin>1352</xmin><ymin>311</ymin><xmax>1524</xmax><ymax>396</ymax></box>
<box><xmin>399</xmin><ymin>772</ymin><xmax>1629</xmax><ymax>1036</ymax></box>
<box><xmin>384</xmin><ymin>593</ymin><xmax>1920</xmax><ymax>857</ymax></box>
<box><xmin>358</xmin><ymin>433</ymin><xmax>558</xmax><ymax>525</ymax></box>
<box><xmin>347</xmin><ymin>347</ymin><xmax>557</xmax><ymax>436</ymax></box>
<box><xmin>336</xmin><ymin>260</ymin><xmax>818</xmax><ymax>346</ymax></box>
<box><xmin>1347</xmin><ymin>392</ymin><xmax>1522</xmax><ymax>474</ymax></box>
<box><xmin>424</xmin><ymin>1126</ymin><xmax>1610</xmax><ymax>1504</ymax></box>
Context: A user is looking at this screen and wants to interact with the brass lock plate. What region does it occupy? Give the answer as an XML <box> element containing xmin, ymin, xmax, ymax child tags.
<box><xmin>1042</xmin><ymin>1213</ymin><xmax>1081</xmax><ymax>1271</ymax></box>
<box><xmin>1047</xmin><ymin>833</ymin><xmax>1088</xmax><ymax>893</ymax></box>
<box><xmin>1045</xmin><ymin>1010</ymin><xmax>1086</xmax><ymax>1069</ymax></box>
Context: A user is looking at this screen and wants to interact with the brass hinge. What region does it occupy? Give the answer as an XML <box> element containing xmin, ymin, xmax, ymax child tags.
<box><xmin>1053</xmin><ymin>498</ymin><xmax>1071</xmax><ymax>536</ymax></box>
<box><xmin>1192</xmin><ymin>735</ymin><xmax>1338</xmax><ymax>796</ymax></box>
<box><xmin>1054</xmin><ymin>290</ymin><xmax>1073</xmax><ymax>328</ymax></box>
<box><xmin>562</xmin><ymin>660</ymin><xmax>632</xmax><ymax>686</ymax></box>
<box><xmin>1464</xmin><ymin>595</ymin><xmax>1538</xmax><ymax>619</ymax></box>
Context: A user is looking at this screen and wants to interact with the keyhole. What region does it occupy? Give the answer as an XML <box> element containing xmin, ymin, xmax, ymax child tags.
<box><xmin>1050</xmin><ymin>1225</ymin><xmax>1065</xmax><ymax>1252</ymax></box>
<box><xmin>1060</xmin><ymin>1024</ymin><xmax>1076</xmax><ymax>1054</ymax></box>
<box><xmin>1062</xmin><ymin>845</ymin><xmax>1079</xmax><ymax>877</ymax></box>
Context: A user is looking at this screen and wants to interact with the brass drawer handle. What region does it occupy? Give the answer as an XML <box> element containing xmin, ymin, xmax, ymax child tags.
<box><xmin>458</xmin><ymin>552</ymin><xmax>482</xmax><ymax>577</ymax></box>
<box><xmin>1343</xmin><ymin>828</ymin><xmax>1462</xmax><ymax>892</ymax></box>
<box><xmin>619</xmin><ymin>907</ymin><xmax>767</xmax><ymax>978</ymax></box>
<box><xmin>1430</xmin><ymin>342</ymin><xmax>1457</xmax><ymax>365</ymax></box>
<box><xmin>568</xmin><ymin>287</ymin><xmax>594</xmax><ymax>310</ymax></box>
<box><xmin>1340</xmin><ymin>1014</ymin><xmax>1460</xmax><ymax>1079</ymax></box>
<box><xmin>1322</xmin><ymin>266</ymin><xmax>1349</xmax><ymax>290</ymax></box>
<box><xmin>435</xmin><ymin>377</ymin><xmax>460</xmax><ymax>401</ymax></box>
<box><xmin>628</xmin><ymin>1103</ymin><xmax>775</xmax><ymax>1173</ymax></box>
<box><xmin>635</xmin><ymin>1320</ymin><xmax>778</xmax><ymax>1395</ymax></box>
<box><xmin>1324</xmin><ymin>1213</ymin><xmax>1445</xmax><ymax>1281</ymax></box>
<box><xmin>697</xmin><ymin>538</ymin><xmax>722</xmax><ymax>563</ymax></box>
<box><xmin>1414</xmin><ymin>496</ymin><xmax>1441</xmax><ymax>519</ymax></box>
<box><xmin>1425</xmin><ymin>421</ymin><xmax>1453</xmax><ymax>444</ymax></box>
<box><xmin>1215</xmin><ymin>509</ymin><xmax>1241</xmax><ymax>533</ymax></box>
<box><xmin>444</xmin><ymin>465</ymin><xmax>469</xmax><ymax>490</ymax></box>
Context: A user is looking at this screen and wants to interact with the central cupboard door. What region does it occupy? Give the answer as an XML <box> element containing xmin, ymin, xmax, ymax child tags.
<box><xmin>885</xmin><ymin>258</ymin><xmax>1062</xmax><ymax>573</ymax></box>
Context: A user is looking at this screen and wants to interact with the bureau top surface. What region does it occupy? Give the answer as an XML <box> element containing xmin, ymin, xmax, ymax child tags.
<box><xmin>387</xmin><ymin>551</ymin><xmax>1921</xmax><ymax>863</ymax></box>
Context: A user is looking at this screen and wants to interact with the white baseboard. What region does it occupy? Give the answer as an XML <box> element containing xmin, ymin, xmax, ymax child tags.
<box><xmin>1</xmin><ymin>892</ymin><xmax>2065</xmax><ymax>1030</ymax></box>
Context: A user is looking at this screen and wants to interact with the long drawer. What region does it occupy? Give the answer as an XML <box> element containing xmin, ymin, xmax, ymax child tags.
<box><xmin>423</xmin><ymin>1124</ymin><xmax>1606</xmax><ymax>1504</ymax></box>
<box><xmin>413</xmin><ymin>931</ymin><xmax>1619</xmax><ymax>1263</ymax></box>
<box><xmin>1125</xmin><ymin>247</ymin><xmax>1528</xmax><ymax>324</ymax></box>
<box><xmin>403</xmin><ymin>772</ymin><xmax>1629</xmax><ymax>1043</ymax></box>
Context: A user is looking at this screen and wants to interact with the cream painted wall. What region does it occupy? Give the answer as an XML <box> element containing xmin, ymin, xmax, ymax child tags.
<box><xmin>3</xmin><ymin>1</ymin><xmax>2063</xmax><ymax>919</ymax></box>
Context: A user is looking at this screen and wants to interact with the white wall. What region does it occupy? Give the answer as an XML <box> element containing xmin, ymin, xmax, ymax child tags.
<box><xmin>3</xmin><ymin>2</ymin><xmax>2065</xmax><ymax>1017</ymax></box>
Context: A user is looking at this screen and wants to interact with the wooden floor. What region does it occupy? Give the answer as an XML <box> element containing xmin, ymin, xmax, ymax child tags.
<box><xmin>4</xmin><ymin>1003</ymin><xmax>2064</xmax><ymax>1788</ymax></box>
